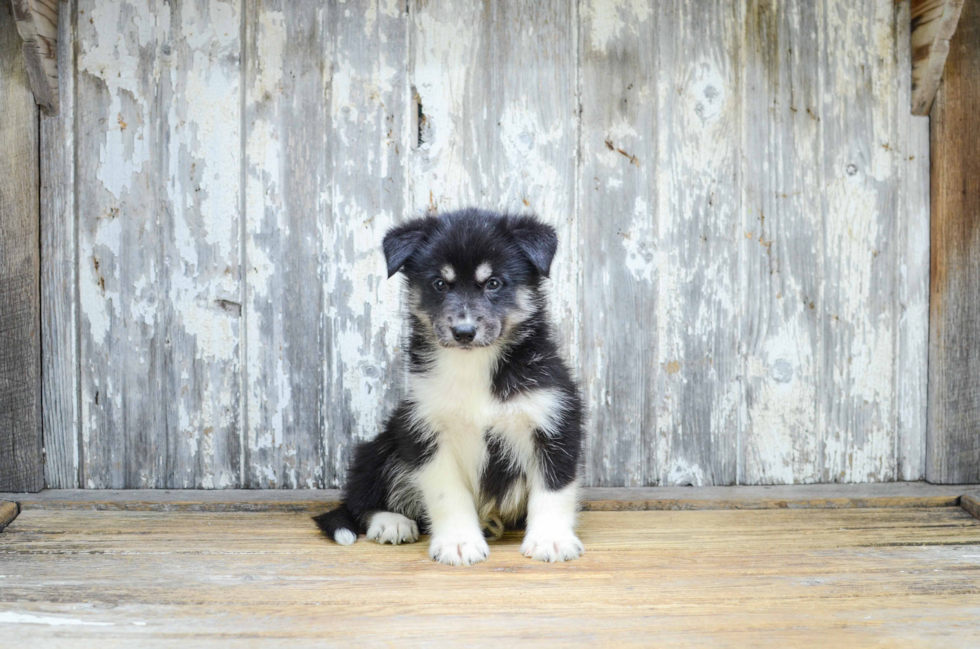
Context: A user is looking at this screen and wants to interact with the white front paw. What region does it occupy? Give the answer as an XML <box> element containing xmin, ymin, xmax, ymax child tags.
<box><xmin>521</xmin><ymin>528</ymin><xmax>584</xmax><ymax>562</ymax></box>
<box><xmin>366</xmin><ymin>512</ymin><xmax>419</xmax><ymax>545</ymax></box>
<box><xmin>428</xmin><ymin>530</ymin><xmax>490</xmax><ymax>566</ymax></box>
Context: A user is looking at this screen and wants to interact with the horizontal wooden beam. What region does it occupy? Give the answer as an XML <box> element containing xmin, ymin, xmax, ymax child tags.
<box><xmin>911</xmin><ymin>0</ymin><xmax>966</xmax><ymax>115</ymax></box>
<box><xmin>8</xmin><ymin>0</ymin><xmax>58</xmax><ymax>114</ymax></box>
<box><xmin>3</xmin><ymin>483</ymin><xmax>978</xmax><ymax>513</ymax></box>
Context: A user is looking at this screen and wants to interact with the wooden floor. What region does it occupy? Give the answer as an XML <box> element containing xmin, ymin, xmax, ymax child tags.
<box><xmin>2</xmin><ymin>490</ymin><xmax>980</xmax><ymax>646</ymax></box>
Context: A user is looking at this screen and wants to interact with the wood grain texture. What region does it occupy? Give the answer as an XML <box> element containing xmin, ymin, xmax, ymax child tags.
<box><xmin>0</xmin><ymin>501</ymin><xmax>18</xmax><ymax>530</ymax></box>
<box><xmin>740</xmin><ymin>0</ymin><xmax>823</xmax><ymax>484</ymax></box>
<box><xmin>578</xmin><ymin>0</ymin><xmax>657</xmax><ymax>487</ymax></box>
<box><xmin>40</xmin><ymin>0</ymin><xmax>78</xmax><ymax>489</ymax></box>
<box><xmin>818</xmin><ymin>0</ymin><xmax>910</xmax><ymax>483</ymax></box>
<box><xmin>741</xmin><ymin>0</ymin><xmax>930</xmax><ymax>484</ymax></box>
<box><xmin>0</xmin><ymin>6</ymin><xmax>43</xmax><ymax>493</ymax></box>
<box><xmin>243</xmin><ymin>0</ymin><xmax>330</xmax><ymax>488</ymax></box>
<box><xmin>579</xmin><ymin>0</ymin><xmax>743</xmax><ymax>486</ymax></box>
<box><xmin>911</xmin><ymin>0</ymin><xmax>966</xmax><ymax>115</ymax></box>
<box><xmin>656</xmin><ymin>0</ymin><xmax>742</xmax><ymax>488</ymax></box>
<box><xmin>928</xmin><ymin>0</ymin><xmax>980</xmax><ymax>485</ymax></box>
<box><xmin>8</xmin><ymin>0</ymin><xmax>59</xmax><ymax>113</ymax></box>
<box><xmin>244</xmin><ymin>0</ymin><xmax>409</xmax><ymax>488</ymax></box>
<box><xmin>323</xmin><ymin>0</ymin><xmax>410</xmax><ymax>488</ymax></box>
<box><xmin>2</xmin><ymin>508</ymin><xmax>980</xmax><ymax>645</ymax></box>
<box><xmin>895</xmin><ymin>0</ymin><xmax>932</xmax><ymax>482</ymax></box>
<box><xmin>76</xmin><ymin>0</ymin><xmax>243</xmax><ymax>488</ymax></box>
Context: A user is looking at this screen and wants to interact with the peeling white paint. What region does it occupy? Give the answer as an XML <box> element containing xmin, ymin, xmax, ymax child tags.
<box><xmin>666</xmin><ymin>457</ymin><xmax>706</xmax><ymax>487</ymax></box>
<box><xmin>584</xmin><ymin>0</ymin><xmax>651</xmax><ymax>53</ymax></box>
<box><xmin>623</xmin><ymin>196</ymin><xmax>656</xmax><ymax>282</ymax></box>
<box><xmin>78</xmin><ymin>0</ymin><xmax>169</xmax><ymax>199</ymax></box>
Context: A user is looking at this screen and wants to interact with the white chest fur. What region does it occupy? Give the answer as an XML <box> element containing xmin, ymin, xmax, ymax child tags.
<box><xmin>407</xmin><ymin>347</ymin><xmax>565</xmax><ymax>491</ymax></box>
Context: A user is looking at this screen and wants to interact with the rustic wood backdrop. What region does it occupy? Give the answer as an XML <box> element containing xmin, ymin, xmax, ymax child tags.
<box><xmin>38</xmin><ymin>0</ymin><xmax>930</xmax><ymax>489</ymax></box>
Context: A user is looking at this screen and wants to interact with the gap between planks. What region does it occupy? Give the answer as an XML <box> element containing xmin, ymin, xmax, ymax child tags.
<box><xmin>2</xmin><ymin>483</ymin><xmax>979</xmax><ymax>515</ymax></box>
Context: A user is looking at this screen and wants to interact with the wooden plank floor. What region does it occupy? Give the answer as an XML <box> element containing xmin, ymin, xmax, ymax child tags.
<box><xmin>2</xmin><ymin>506</ymin><xmax>980</xmax><ymax>646</ymax></box>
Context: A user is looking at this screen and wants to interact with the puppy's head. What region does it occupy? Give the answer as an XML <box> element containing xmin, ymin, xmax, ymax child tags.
<box><xmin>383</xmin><ymin>209</ymin><xmax>557</xmax><ymax>350</ymax></box>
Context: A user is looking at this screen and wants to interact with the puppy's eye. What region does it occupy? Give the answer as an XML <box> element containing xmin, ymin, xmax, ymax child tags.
<box><xmin>433</xmin><ymin>279</ymin><xmax>448</xmax><ymax>292</ymax></box>
<box><xmin>485</xmin><ymin>278</ymin><xmax>502</xmax><ymax>291</ymax></box>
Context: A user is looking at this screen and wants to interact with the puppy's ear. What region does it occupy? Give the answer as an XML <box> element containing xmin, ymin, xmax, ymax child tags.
<box><xmin>510</xmin><ymin>216</ymin><xmax>558</xmax><ymax>278</ymax></box>
<box><xmin>383</xmin><ymin>217</ymin><xmax>433</xmax><ymax>278</ymax></box>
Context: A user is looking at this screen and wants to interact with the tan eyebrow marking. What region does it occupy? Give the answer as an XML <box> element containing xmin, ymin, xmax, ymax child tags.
<box><xmin>475</xmin><ymin>262</ymin><xmax>493</xmax><ymax>284</ymax></box>
<box><xmin>440</xmin><ymin>264</ymin><xmax>456</xmax><ymax>282</ymax></box>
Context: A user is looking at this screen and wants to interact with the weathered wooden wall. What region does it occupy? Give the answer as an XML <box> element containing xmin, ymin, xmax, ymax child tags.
<box><xmin>39</xmin><ymin>0</ymin><xmax>930</xmax><ymax>489</ymax></box>
<box><xmin>927</xmin><ymin>0</ymin><xmax>980</xmax><ymax>484</ymax></box>
<box><xmin>1</xmin><ymin>1</ymin><xmax>43</xmax><ymax>492</ymax></box>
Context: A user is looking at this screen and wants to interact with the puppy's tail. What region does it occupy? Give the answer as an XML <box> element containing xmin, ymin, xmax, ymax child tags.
<box><xmin>313</xmin><ymin>505</ymin><xmax>359</xmax><ymax>546</ymax></box>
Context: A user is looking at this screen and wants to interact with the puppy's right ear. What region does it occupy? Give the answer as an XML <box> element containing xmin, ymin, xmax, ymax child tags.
<box><xmin>382</xmin><ymin>217</ymin><xmax>433</xmax><ymax>278</ymax></box>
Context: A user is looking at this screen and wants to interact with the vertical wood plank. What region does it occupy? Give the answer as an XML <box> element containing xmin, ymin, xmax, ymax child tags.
<box><xmin>243</xmin><ymin>1</ymin><xmax>330</xmax><ymax>488</ymax></box>
<box><xmin>409</xmin><ymin>0</ymin><xmax>489</xmax><ymax>213</ymax></box>
<box><xmin>818</xmin><ymin>0</ymin><xmax>905</xmax><ymax>482</ymax></box>
<box><xmin>40</xmin><ymin>0</ymin><xmax>79</xmax><ymax>489</ymax></box>
<box><xmin>740</xmin><ymin>0</ymin><xmax>823</xmax><ymax>484</ymax></box>
<box><xmin>654</xmin><ymin>0</ymin><xmax>742</xmax><ymax>486</ymax></box>
<box><xmin>323</xmin><ymin>0</ymin><xmax>410</xmax><ymax>488</ymax></box>
<box><xmin>894</xmin><ymin>0</ymin><xmax>930</xmax><ymax>482</ymax></box>
<box><xmin>410</xmin><ymin>0</ymin><xmax>580</xmax><ymax>462</ymax></box>
<box><xmin>578</xmin><ymin>0</ymin><xmax>657</xmax><ymax>486</ymax></box>
<box><xmin>77</xmin><ymin>0</ymin><xmax>243</xmax><ymax>488</ymax></box>
<box><xmin>244</xmin><ymin>0</ymin><xmax>410</xmax><ymax>489</ymax></box>
<box><xmin>76</xmin><ymin>0</ymin><xmax>160</xmax><ymax>488</ymax></box>
<box><xmin>927</xmin><ymin>0</ymin><xmax>980</xmax><ymax>484</ymax></box>
<box><xmin>0</xmin><ymin>2</ymin><xmax>43</xmax><ymax>492</ymax></box>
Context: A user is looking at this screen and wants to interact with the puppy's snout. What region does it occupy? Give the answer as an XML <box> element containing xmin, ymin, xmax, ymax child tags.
<box><xmin>451</xmin><ymin>324</ymin><xmax>476</xmax><ymax>344</ymax></box>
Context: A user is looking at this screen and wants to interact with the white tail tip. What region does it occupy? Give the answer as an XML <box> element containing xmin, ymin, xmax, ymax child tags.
<box><xmin>334</xmin><ymin>528</ymin><xmax>357</xmax><ymax>546</ymax></box>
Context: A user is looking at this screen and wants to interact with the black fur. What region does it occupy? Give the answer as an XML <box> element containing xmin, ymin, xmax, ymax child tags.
<box><xmin>480</xmin><ymin>435</ymin><xmax>524</xmax><ymax>507</ymax></box>
<box><xmin>314</xmin><ymin>209</ymin><xmax>583</xmax><ymax>556</ymax></box>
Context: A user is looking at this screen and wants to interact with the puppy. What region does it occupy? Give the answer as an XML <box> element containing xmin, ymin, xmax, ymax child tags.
<box><xmin>314</xmin><ymin>208</ymin><xmax>584</xmax><ymax>565</ymax></box>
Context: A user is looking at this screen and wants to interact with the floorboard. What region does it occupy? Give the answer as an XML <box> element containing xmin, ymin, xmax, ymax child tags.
<box><xmin>2</xmin><ymin>507</ymin><xmax>979</xmax><ymax>645</ymax></box>
<box><xmin>3</xmin><ymin>482</ymin><xmax>978</xmax><ymax>512</ymax></box>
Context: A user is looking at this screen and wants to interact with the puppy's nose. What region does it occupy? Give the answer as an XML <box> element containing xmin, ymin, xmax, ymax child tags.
<box><xmin>451</xmin><ymin>324</ymin><xmax>476</xmax><ymax>344</ymax></box>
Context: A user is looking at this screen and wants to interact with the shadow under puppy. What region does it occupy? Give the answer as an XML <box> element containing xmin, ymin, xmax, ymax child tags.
<box><xmin>314</xmin><ymin>208</ymin><xmax>584</xmax><ymax>565</ymax></box>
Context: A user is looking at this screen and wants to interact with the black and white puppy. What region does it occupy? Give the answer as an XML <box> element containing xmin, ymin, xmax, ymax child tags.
<box><xmin>314</xmin><ymin>208</ymin><xmax>584</xmax><ymax>565</ymax></box>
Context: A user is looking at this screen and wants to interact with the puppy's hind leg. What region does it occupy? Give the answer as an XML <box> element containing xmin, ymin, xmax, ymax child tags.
<box><xmin>314</xmin><ymin>431</ymin><xmax>397</xmax><ymax>545</ymax></box>
<box><xmin>366</xmin><ymin>511</ymin><xmax>420</xmax><ymax>545</ymax></box>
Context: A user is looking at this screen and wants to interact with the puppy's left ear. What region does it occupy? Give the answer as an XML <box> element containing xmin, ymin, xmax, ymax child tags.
<box><xmin>383</xmin><ymin>217</ymin><xmax>434</xmax><ymax>278</ymax></box>
<box><xmin>510</xmin><ymin>216</ymin><xmax>558</xmax><ymax>278</ymax></box>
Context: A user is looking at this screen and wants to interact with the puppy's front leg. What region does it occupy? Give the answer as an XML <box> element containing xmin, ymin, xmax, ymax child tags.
<box><xmin>418</xmin><ymin>446</ymin><xmax>489</xmax><ymax>566</ymax></box>
<box><xmin>521</xmin><ymin>479</ymin><xmax>583</xmax><ymax>562</ymax></box>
